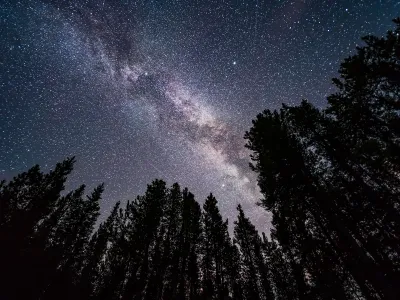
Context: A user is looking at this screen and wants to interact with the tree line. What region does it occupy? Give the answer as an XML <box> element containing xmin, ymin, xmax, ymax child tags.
<box><xmin>1</xmin><ymin>18</ymin><xmax>400</xmax><ymax>300</ymax></box>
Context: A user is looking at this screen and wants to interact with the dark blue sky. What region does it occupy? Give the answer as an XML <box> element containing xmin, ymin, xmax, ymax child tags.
<box><xmin>1</xmin><ymin>0</ymin><xmax>398</xmax><ymax>231</ymax></box>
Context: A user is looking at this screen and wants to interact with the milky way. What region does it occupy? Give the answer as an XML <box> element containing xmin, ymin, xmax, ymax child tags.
<box><xmin>1</xmin><ymin>0</ymin><xmax>398</xmax><ymax>232</ymax></box>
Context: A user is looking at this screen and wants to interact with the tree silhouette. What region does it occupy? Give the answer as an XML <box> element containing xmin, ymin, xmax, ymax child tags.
<box><xmin>234</xmin><ymin>204</ymin><xmax>274</xmax><ymax>300</ymax></box>
<box><xmin>245</xmin><ymin>18</ymin><xmax>400</xmax><ymax>300</ymax></box>
<box><xmin>201</xmin><ymin>193</ymin><xmax>233</xmax><ymax>300</ymax></box>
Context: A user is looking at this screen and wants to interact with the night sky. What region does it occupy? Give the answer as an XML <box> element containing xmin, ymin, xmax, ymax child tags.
<box><xmin>1</xmin><ymin>0</ymin><xmax>398</xmax><ymax>231</ymax></box>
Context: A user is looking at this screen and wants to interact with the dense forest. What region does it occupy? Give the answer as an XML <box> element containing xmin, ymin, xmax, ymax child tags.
<box><xmin>1</xmin><ymin>18</ymin><xmax>400</xmax><ymax>300</ymax></box>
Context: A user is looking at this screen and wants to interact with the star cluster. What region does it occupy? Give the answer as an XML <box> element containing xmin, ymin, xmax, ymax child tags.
<box><xmin>0</xmin><ymin>0</ymin><xmax>398</xmax><ymax>232</ymax></box>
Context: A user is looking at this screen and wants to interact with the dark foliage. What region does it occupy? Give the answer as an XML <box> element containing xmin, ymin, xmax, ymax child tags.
<box><xmin>245</xmin><ymin>18</ymin><xmax>400</xmax><ymax>300</ymax></box>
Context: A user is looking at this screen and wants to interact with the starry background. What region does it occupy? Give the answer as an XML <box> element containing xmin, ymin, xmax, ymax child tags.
<box><xmin>0</xmin><ymin>0</ymin><xmax>398</xmax><ymax>232</ymax></box>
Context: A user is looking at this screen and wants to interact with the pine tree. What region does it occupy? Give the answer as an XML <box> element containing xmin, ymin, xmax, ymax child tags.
<box><xmin>95</xmin><ymin>204</ymin><xmax>127</xmax><ymax>300</ymax></box>
<box><xmin>41</xmin><ymin>184</ymin><xmax>103</xmax><ymax>300</ymax></box>
<box><xmin>325</xmin><ymin>20</ymin><xmax>400</xmax><ymax>286</ymax></box>
<box><xmin>176</xmin><ymin>188</ymin><xmax>202</xmax><ymax>300</ymax></box>
<box><xmin>0</xmin><ymin>158</ymin><xmax>76</xmax><ymax>299</ymax></box>
<box><xmin>244</xmin><ymin>19</ymin><xmax>400</xmax><ymax>300</ymax></box>
<box><xmin>78</xmin><ymin>201</ymin><xmax>121</xmax><ymax>299</ymax></box>
<box><xmin>161</xmin><ymin>183</ymin><xmax>185</xmax><ymax>299</ymax></box>
<box><xmin>225</xmin><ymin>243</ymin><xmax>244</xmax><ymax>300</ymax></box>
<box><xmin>121</xmin><ymin>179</ymin><xmax>167</xmax><ymax>300</ymax></box>
<box><xmin>234</xmin><ymin>205</ymin><xmax>274</xmax><ymax>300</ymax></box>
<box><xmin>201</xmin><ymin>193</ymin><xmax>232</xmax><ymax>300</ymax></box>
<box><xmin>261</xmin><ymin>234</ymin><xmax>298</xmax><ymax>300</ymax></box>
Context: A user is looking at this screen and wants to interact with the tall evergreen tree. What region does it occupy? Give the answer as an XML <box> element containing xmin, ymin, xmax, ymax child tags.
<box><xmin>176</xmin><ymin>189</ymin><xmax>202</xmax><ymax>300</ymax></box>
<box><xmin>144</xmin><ymin>183</ymin><xmax>183</xmax><ymax>300</ymax></box>
<box><xmin>0</xmin><ymin>158</ymin><xmax>75</xmax><ymax>299</ymax></box>
<box><xmin>78</xmin><ymin>200</ymin><xmax>121</xmax><ymax>299</ymax></box>
<box><xmin>94</xmin><ymin>204</ymin><xmax>127</xmax><ymax>300</ymax></box>
<box><xmin>225</xmin><ymin>242</ymin><xmax>244</xmax><ymax>300</ymax></box>
<box><xmin>121</xmin><ymin>179</ymin><xmax>167</xmax><ymax>300</ymax></box>
<box><xmin>234</xmin><ymin>204</ymin><xmax>274</xmax><ymax>300</ymax></box>
<box><xmin>41</xmin><ymin>184</ymin><xmax>103</xmax><ymax>300</ymax></box>
<box><xmin>260</xmin><ymin>234</ymin><xmax>298</xmax><ymax>300</ymax></box>
<box><xmin>160</xmin><ymin>183</ymin><xmax>185</xmax><ymax>299</ymax></box>
<box><xmin>201</xmin><ymin>193</ymin><xmax>232</xmax><ymax>300</ymax></box>
<box><xmin>245</xmin><ymin>18</ymin><xmax>400</xmax><ymax>300</ymax></box>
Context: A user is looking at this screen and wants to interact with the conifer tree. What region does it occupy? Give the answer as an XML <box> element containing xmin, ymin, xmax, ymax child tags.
<box><xmin>176</xmin><ymin>189</ymin><xmax>202</xmax><ymax>300</ymax></box>
<box><xmin>41</xmin><ymin>184</ymin><xmax>103</xmax><ymax>300</ymax></box>
<box><xmin>78</xmin><ymin>201</ymin><xmax>121</xmax><ymax>299</ymax></box>
<box><xmin>0</xmin><ymin>158</ymin><xmax>76</xmax><ymax>299</ymax></box>
<box><xmin>161</xmin><ymin>183</ymin><xmax>185</xmax><ymax>299</ymax></box>
<box><xmin>225</xmin><ymin>243</ymin><xmax>244</xmax><ymax>300</ymax></box>
<box><xmin>121</xmin><ymin>179</ymin><xmax>167</xmax><ymax>300</ymax></box>
<box><xmin>95</xmin><ymin>205</ymin><xmax>127</xmax><ymax>300</ymax></box>
<box><xmin>201</xmin><ymin>193</ymin><xmax>232</xmax><ymax>300</ymax></box>
<box><xmin>261</xmin><ymin>234</ymin><xmax>298</xmax><ymax>300</ymax></box>
<box><xmin>245</xmin><ymin>18</ymin><xmax>400</xmax><ymax>300</ymax></box>
<box><xmin>234</xmin><ymin>204</ymin><xmax>274</xmax><ymax>300</ymax></box>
